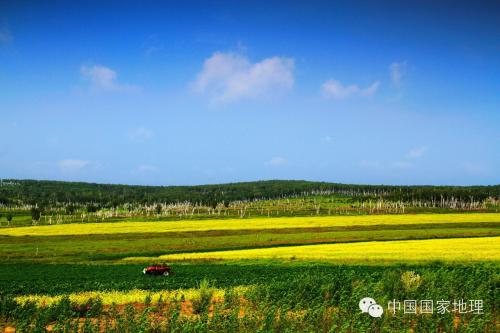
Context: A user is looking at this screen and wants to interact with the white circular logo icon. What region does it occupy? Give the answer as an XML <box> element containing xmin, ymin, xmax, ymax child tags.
<box><xmin>368</xmin><ymin>304</ymin><xmax>384</xmax><ymax>318</ymax></box>
<box><xmin>359</xmin><ymin>297</ymin><xmax>376</xmax><ymax>313</ymax></box>
<box><xmin>359</xmin><ymin>297</ymin><xmax>383</xmax><ymax>318</ymax></box>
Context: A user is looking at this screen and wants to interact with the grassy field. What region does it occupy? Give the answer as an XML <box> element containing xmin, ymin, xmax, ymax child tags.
<box><xmin>1</xmin><ymin>212</ymin><xmax>499</xmax><ymax>332</ymax></box>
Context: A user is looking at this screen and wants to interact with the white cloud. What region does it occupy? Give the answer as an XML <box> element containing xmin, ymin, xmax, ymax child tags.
<box><xmin>322</xmin><ymin>79</ymin><xmax>380</xmax><ymax>99</ymax></box>
<box><xmin>80</xmin><ymin>65</ymin><xmax>139</xmax><ymax>93</ymax></box>
<box><xmin>137</xmin><ymin>164</ymin><xmax>158</xmax><ymax>173</ymax></box>
<box><xmin>407</xmin><ymin>146</ymin><xmax>428</xmax><ymax>159</ymax></box>
<box><xmin>390</xmin><ymin>61</ymin><xmax>407</xmax><ymax>87</ymax></box>
<box><xmin>266</xmin><ymin>156</ymin><xmax>287</xmax><ymax>167</ymax></box>
<box><xmin>192</xmin><ymin>52</ymin><xmax>294</xmax><ymax>104</ymax></box>
<box><xmin>130</xmin><ymin>127</ymin><xmax>153</xmax><ymax>142</ymax></box>
<box><xmin>58</xmin><ymin>159</ymin><xmax>89</xmax><ymax>172</ymax></box>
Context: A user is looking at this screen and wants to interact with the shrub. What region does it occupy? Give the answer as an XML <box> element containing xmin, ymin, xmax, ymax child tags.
<box><xmin>192</xmin><ymin>279</ymin><xmax>214</xmax><ymax>314</ymax></box>
<box><xmin>401</xmin><ymin>270</ymin><xmax>422</xmax><ymax>292</ymax></box>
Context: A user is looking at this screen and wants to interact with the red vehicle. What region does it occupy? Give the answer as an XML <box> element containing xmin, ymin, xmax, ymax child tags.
<box><xmin>143</xmin><ymin>265</ymin><xmax>172</xmax><ymax>276</ymax></box>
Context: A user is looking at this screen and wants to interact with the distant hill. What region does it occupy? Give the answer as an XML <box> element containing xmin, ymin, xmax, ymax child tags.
<box><xmin>0</xmin><ymin>179</ymin><xmax>498</xmax><ymax>206</ymax></box>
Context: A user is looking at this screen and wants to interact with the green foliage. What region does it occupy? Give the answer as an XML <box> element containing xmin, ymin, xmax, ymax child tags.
<box><xmin>0</xmin><ymin>263</ymin><xmax>497</xmax><ymax>300</ymax></box>
<box><xmin>72</xmin><ymin>297</ymin><xmax>103</xmax><ymax>318</ymax></box>
<box><xmin>0</xmin><ymin>179</ymin><xmax>498</xmax><ymax>229</ymax></box>
<box><xmin>1</xmin><ymin>178</ymin><xmax>498</xmax><ymax>207</ymax></box>
<box><xmin>191</xmin><ymin>278</ymin><xmax>214</xmax><ymax>314</ymax></box>
<box><xmin>0</xmin><ymin>179</ymin><xmax>498</xmax><ymax>331</ymax></box>
<box><xmin>400</xmin><ymin>270</ymin><xmax>422</xmax><ymax>293</ymax></box>
<box><xmin>0</xmin><ymin>263</ymin><xmax>497</xmax><ymax>332</ymax></box>
<box><xmin>85</xmin><ymin>204</ymin><xmax>99</xmax><ymax>213</ymax></box>
<box><xmin>30</xmin><ymin>207</ymin><xmax>41</xmax><ymax>221</ymax></box>
<box><xmin>65</xmin><ymin>205</ymin><xmax>76</xmax><ymax>215</ymax></box>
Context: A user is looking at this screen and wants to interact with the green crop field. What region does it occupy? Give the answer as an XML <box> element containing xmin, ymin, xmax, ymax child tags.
<box><xmin>1</xmin><ymin>208</ymin><xmax>499</xmax><ymax>332</ymax></box>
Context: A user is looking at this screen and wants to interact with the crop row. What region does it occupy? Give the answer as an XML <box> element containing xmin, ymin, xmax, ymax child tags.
<box><xmin>0</xmin><ymin>263</ymin><xmax>497</xmax><ymax>299</ymax></box>
<box><xmin>2</xmin><ymin>213</ymin><xmax>499</xmax><ymax>237</ymax></box>
<box><xmin>148</xmin><ymin>236</ymin><xmax>500</xmax><ymax>263</ymax></box>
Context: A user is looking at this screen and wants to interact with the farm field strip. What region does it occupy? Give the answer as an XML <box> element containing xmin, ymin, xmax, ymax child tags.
<box><xmin>3</xmin><ymin>263</ymin><xmax>498</xmax><ymax>332</ymax></box>
<box><xmin>1</xmin><ymin>213</ymin><xmax>499</xmax><ymax>237</ymax></box>
<box><xmin>1</xmin><ymin>262</ymin><xmax>497</xmax><ymax>296</ymax></box>
<box><xmin>14</xmin><ymin>286</ymin><xmax>249</xmax><ymax>307</ymax></box>
<box><xmin>2</xmin><ymin>221</ymin><xmax>499</xmax><ymax>242</ymax></box>
<box><xmin>1</xmin><ymin>227</ymin><xmax>498</xmax><ymax>263</ymax></box>
<box><xmin>130</xmin><ymin>236</ymin><xmax>500</xmax><ymax>263</ymax></box>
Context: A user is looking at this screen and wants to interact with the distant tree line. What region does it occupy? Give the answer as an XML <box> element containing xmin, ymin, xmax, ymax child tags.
<box><xmin>0</xmin><ymin>179</ymin><xmax>498</xmax><ymax>208</ymax></box>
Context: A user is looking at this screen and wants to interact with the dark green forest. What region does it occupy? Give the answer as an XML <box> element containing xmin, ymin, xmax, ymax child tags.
<box><xmin>0</xmin><ymin>179</ymin><xmax>498</xmax><ymax>207</ymax></box>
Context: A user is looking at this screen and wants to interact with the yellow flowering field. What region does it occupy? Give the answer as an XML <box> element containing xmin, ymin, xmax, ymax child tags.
<box><xmin>15</xmin><ymin>286</ymin><xmax>250</xmax><ymax>307</ymax></box>
<box><xmin>148</xmin><ymin>236</ymin><xmax>500</xmax><ymax>263</ymax></box>
<box><xmin>1</xmin><ymin>213</ymin><xmax>499</xmax><ymax>237</ymax></box>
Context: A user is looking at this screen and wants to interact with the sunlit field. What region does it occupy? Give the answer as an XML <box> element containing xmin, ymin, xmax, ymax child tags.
<box><xmin>15</xmin><ymin>286</ymin><xmax>249</xmax><ymax>307</ymax></box>
<box><xmin>1</xmin><ymin>213</ymin><xmax>499</xmax><ymax>236</ymax></box>
<box><xmin>1</xmin><ymin>212</ymin><xmax>499</xmax><ymax>332</ymax></box>
<box><xmin>143</xmin><ymin>236</ymin><xmax>500</xmax><ymax>263</ymax></box>
<box><xmin>1</xmin><ymin>205</ymin><xmax>499</xmax><ymax>331</ymax></box>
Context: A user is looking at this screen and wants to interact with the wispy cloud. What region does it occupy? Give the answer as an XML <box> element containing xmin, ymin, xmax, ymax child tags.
<box><xmin>266</xmin><ymin>156</ymin><xmax>287</xmax><ymax>167</ymax></box>
<box><xmin>461</xmin><ymin>162</ymin><xmax>487</xmax><ymax>176</ymax></box>
<box><xmin>143</xmin><ymin>34</ymin><xmax>163</xmax><ymax>58</ymax></box>
<box><xmin>390</xmin><ymin>61</ymin><xmax>407</xmax><ymax>87</ymax></box>
<box><xmin>361</xmin><ymin>146</ymin><xmax>427</xmax><ymax>171</ymax></box>
<box><xmin>80</xmin><ymin>64</ymin><xmax>139</xmax><ymax>93</ymax></box>
<box><xmin>130</xmin><ymin>127</ymin><xmax>153</xmax><ymax>142</ymax></box>
<box><xmin>407</xmin><ymin>146</ymin><xmax>428</xmax><ymax>158</ymax></box>
<box><xmin>192</xmin><ymin>52</ymin><xmax>294</xmax><ymax>104</ymax></box>
<box><xmin>361</xmin><ymin>160</ymin><xmax>414</xmax><ymax>170</ymax></box>
<box><xmin>322</xmin><ymin>79</ymin><xmax>380</xmax><ymax>99</ymax></box>
<box><xmin>58</xmin><ymin>159</ymin><xmax>90</xmax><ymax>172</ymax></box>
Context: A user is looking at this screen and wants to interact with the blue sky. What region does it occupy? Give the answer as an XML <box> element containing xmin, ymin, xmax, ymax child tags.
<box><xmin>1</xmin><ymin>1</ymin><xmax>499</xmax><ymax>186</ymax></box>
